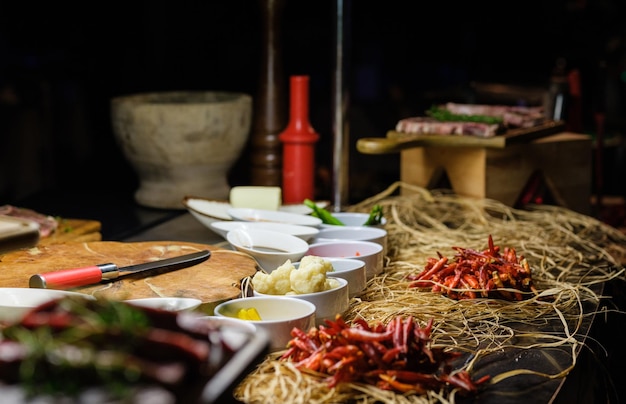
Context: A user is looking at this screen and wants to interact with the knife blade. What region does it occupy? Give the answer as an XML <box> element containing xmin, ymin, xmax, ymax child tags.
<box><xmin>29</xmin><ymin>250</ymin><xmax>211</xmax><ymax>289</ymax></box>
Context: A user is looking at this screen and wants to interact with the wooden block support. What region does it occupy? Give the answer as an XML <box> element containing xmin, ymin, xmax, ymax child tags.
<box><xmin>400</xmin><ymin>132</ymin><xmax>592</xmax><ymax>215</ymax></box>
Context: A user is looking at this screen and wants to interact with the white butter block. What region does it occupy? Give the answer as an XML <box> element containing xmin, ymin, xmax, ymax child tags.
<box><xmin>229</xmin><ymin>186</ymin><xmax>282</xmax><ymax>210</ymax></box>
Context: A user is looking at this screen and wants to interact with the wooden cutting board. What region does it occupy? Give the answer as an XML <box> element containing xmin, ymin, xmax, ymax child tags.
<box><xmin>40</xmin><ymin>218</ymin><xmax>103</xmax><ymax>245</ymax></box>
<box><xmin>357</xmin><ymin>120</ymin><xmax>566</xmax><ymax>154</ymax></box>
<box><xmin>0</xmin><ymin>241</ymin><xmax>258</xmax><ymax>313</ymax></box>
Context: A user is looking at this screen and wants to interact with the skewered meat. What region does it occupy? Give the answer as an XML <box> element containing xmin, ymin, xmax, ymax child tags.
<box><xmin>441</xmin><ymin>102</ymin><xmax>546</xmax><ymax>128</ymax></box>
<box><xmin>395</xmin><ymin>117</ymin><xmax>501</xmax><ymax>138</ymax></box>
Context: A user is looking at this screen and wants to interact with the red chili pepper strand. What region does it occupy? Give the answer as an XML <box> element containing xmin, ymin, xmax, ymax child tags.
<box><xmin>289</xmin><ymin>327</ymin><xmax>319</xmax><ymax>352</ymax></box>
<box><xmin>280</xmin><ymin>346</ymin><xmax>297</xmax><ymax>360</ymax></box>
<box><xmin>381</xmin><ymin>346</ymin><xmax>402</xmax><ymax>363</ymax></box>
<box><xmin>391</xmin><ymin>316</ymin><xmax>402</xmax><ymax>349</ymax></box>
<box><xmin>281</xmin><ymin>316</ymin><xmax>486</xmax><ymax>395</ymax></box>
<box><xmin>295</xmin><ymin>350</ymin><xmax>324</xmax><ymax>371</ymax></box>
<box><xmin>385</xmin><ymin>369</ymin><xmax>439</xmax><ymax>386</ymax></box>
<box><xmin>326</xmin><ymin>354</ymin><xmax>360</xmax><ymax>373</ymax></box>
<box><xmin>351</xmin><ymin>317</ymin><xmax>371</xmax><ymax>331</ymax></box>
<box><xmin>459</xmin><ymin>277</ymin><xmax>477</xmax><ymax>299</ymax></box>
<box><xmin>416</xmin><ymin>256</ymin><xmax>448</xmax><ymax>281</ymax></box>
<box><xmin>378</xmin><ymin>374</ymin><xmax>429</xmax><ymax>394</ymax></box>
<box><xmin>487</xmin><ymin>235</ymin><xmax>496</xmax><ymax>256</ymax></box>
<box><xmin>401</xmin><ymin>317</ymin><xmax>414</xmax><ymax>354</ymax></box>
<box><xmin>325</xmin><ymin>344</ymin><xmax>361</xmax><ymax>361</ymax></box>
<box><xmin>449</xmin><ymin>269</ymin><xmax>463</xmax><ymax>290</ymax></box>
<box><xmin>440</xmin><ymin>370</ymin><xmax>485</xmax><ymax>393</ymax></box>
<box><xmin>414</xmin><ymin>318</ymin><xmax>433</xmax><ymax>341</ymax></box>
<box><xmin>341</xmin><ymin>327</ymin><xmax>393</xmax><ymax>342</ymax></box>
<box><xmin>370</xmin><ymin>340</ymin><xmax>389</xmax><ymax>356</ymax></box>
<box><xmin>359</xmin><ymin>341</ymin><xmax>387</xmax><ymax>368</ymax></box>
<box><xmin>477</xmin><ymin>267</ymin><xmax>489</xmax><ymax>296</ymax></box>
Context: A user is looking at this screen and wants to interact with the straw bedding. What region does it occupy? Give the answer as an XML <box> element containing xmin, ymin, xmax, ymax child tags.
<box><xmin>234</xmin><ymin>182</ymin><xmax>626</xmax><ymax>404</ymax></box>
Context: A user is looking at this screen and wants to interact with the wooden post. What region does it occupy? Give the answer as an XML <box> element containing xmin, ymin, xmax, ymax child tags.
<box><xmin>250</xmin><ymin>0</ymin><xmax>286</xmax><ymax>186</ymax></box>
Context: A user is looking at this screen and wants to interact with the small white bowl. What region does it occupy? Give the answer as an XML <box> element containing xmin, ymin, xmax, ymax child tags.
<box><xmin>0</xmin><ymin>288</ymin><xmax>95</xmax><ymax>323</ymax></box>
<box><xmin>214</xmin><ymin>296</ymin><xmax>316</xmax><ymax>351</ymax></box>
<box><xmin>307</xmin><ymin>240</ymin><xmax>384</xmax><ymax>280</ymax></box>
<box><xmin>124</xmin><ymin>297</ymin><xmax>202</xmax><ymax>312</ymax></box>
<box><xmin>293</xmin><ymin>258</ymin><xmax>366</xmax><ymax>298</ymax></box>
<box><xmin>319</xmin><ymin>212</ymin><xmax>387</xmax><ymax>229</ymax></box>
<box><xmin>253</xmin><ymin>277</ymin><xmax>349</xmax><ymax>326</ymax></box>
<box><xmin>314</xmin><ymin>226</ymin><xmax>388</xmax><ymax>256</ymax></box>
<box><xmin>228</xmin><ymin>208</ymin><xmax>322</xmax><ymax>227</ymax></box>
<box><xmin>178</xmin><ymin>314</ymin><xmax>260</xmax><ymax>352</ymax></box>
<box><xmin>210</xmin><ymin>221</ymin><xmax>319</xmax><ymax>242</ymax></box>
<box><xmin>325</xmin><ymin>258</ymin><xmax>368</xmax><ymax>298</ymax></box>
<box><xmin>226</xmin><ymin>228</ymin><xmax>309</xmax><ymax>272</ymax></box>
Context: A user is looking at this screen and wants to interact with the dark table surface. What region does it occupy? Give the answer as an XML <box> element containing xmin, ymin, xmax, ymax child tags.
<box><xmin>13</xmin><ymin>188</ymin><xmax>626</xmax><ymax>403</ymax></box>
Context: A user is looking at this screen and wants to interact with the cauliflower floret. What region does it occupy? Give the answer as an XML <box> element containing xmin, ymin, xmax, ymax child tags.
<box><xmin>251</xmin><ymin>259</ymin><xmax>295</xmax><ymax>295</ymax></box>
<box><xmin>290</xmin><ymin>255</ymin><xmax>334</xmax><ymax>294</ymax></box>
<box><xmin>251</xmin><ymin>256</ymin><xmax>338</xmax><ymax>295</ymax></box>
<box><xmin>324</xmin><ymin>277</ymin><xmax>340</xmax><ymax>291</ymax></box>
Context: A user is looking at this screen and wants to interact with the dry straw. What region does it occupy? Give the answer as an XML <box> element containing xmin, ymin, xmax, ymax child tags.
<box><xmin>234</xmin><ymin>182</ymin><xmax>626</xmax><ymax>404</ymax></box>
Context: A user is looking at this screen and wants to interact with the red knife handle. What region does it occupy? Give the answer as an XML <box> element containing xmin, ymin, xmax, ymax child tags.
<box><xmin>29</xmin><ymin>263</ymin><xmax>118</xmax><ymax>289</ymax></box>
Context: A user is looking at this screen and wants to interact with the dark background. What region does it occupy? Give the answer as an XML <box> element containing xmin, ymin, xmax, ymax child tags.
<box><xmin>1</xmin><ymin>0</ymin><xmax>625</xmax><ymax>208</ymax></box>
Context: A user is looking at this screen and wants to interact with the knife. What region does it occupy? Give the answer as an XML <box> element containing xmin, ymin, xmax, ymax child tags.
<box><xmin>29</xmin><ymin>250</ymin><xmax>211</xmax><ymax>289</ymax></box>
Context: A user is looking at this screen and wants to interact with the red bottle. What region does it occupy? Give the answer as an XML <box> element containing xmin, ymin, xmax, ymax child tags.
<box><xmin>279</xmin><ymin>75</ymin><xmax>320</xmax><ymax>204</ymax></box>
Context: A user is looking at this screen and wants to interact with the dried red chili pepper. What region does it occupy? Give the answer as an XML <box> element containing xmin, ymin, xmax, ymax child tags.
<box><xmin>280</xmin><ymin>315</ymin><xmax>489</xmax><ymax>396</ymax></box>
<box><xmin>407</xmin><ymin>235</ymin><xmax>538</xmax><ymax>301</ymax></box>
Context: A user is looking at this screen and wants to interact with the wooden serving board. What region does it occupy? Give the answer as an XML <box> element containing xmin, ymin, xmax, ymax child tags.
<box><xmin>357</xmin><ymin>120</ymin><xmax>566</xmax><ymax>154</ymax></box>
<box><xmin>0</xmin><ymin>241</ymin><xmax>258</xmax><ymax>312</ymax></box>
<box><xmin>40</xmin><ymin>218</ymin><xmax>103</xmax><ymax>245</ymax></box>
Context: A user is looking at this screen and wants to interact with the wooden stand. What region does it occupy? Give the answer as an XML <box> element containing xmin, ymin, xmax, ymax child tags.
<box><xmin>400</xmin><ymin>132</ymin><xmax>593</xmax><ymax>214</ymax></box>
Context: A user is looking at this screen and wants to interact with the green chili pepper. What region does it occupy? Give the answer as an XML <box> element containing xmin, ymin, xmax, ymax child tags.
<box><xmin>364</xmin><ymin>204</ymin><xmax>384</xmax><ymax>225</ymax></box>
<box><xmin>304</xmin><ymin>199</ymin><xmax>344</xmax><ymax>225</ymax></box>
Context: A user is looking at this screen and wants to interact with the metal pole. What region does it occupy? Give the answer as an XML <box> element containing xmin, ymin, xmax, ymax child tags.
<box><xmin>331</xmin><ymin>0</ymin><xmax>350</xmax><ymax>212</ymax></box>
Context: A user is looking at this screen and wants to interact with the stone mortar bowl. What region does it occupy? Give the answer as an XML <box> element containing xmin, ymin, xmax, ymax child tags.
<box><xmin>111</xmin><ymin>91</ymin><xmax>252</xmax><ymax>209</ymax></box>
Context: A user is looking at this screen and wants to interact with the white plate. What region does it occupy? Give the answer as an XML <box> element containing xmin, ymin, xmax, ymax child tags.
<box><xmin>183</xmin><ymin>196</ymin><xmax>325</xmax><ymax>223</ymax></box>
<box><xmin>209</xmin><ymin>221</ymin><xmax>319</xmax><ymax>242</ymax></box>
<box><xmin>227</xmin><ymin>208</ymin><xmax>322</xmax><ymax>227</ymax></box>
<box><xmin>183</xmin><ymin>197</ymin><xmax>232</xmax><ymax>221</ymax></box>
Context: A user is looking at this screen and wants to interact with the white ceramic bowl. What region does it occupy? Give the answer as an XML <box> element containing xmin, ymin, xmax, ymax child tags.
<box><xmin>253</xmin><ymin>277</ymin><xmax>349</xmax><ymax>326</ymax></box>
<box><xmin>226</xmin><ymin>228</ymin><xmax>309</xmax><ymax>272</ymax></box>
<box><xmin>210</xmin><ymin>221</ymin><xmax>319</xmax><ymax>242</ymax></box>
<box><xmin>124</xmin><ymin>297</ymin><xmax>202</xmax><ymax>312</ymax></box>
<box><xmin>319</xmin><ymin>212</ymin><xmax>387</xmax><ymax>229</ymax></box>
<box><xmin>214</xmin><ymin>296</ymin><xmax>316</xmax><ymax>351</ymax></box>
<box><xmin>0</xmin><ymin>288</ymin><xmax>95</xmax><ymax>323</ymax></box>
<box><xmin>293</xmin><ymin>258</ymin><xmax>366</xmax><ymax>298</ymax></box>
<box><xmin>183</xmin><ymin>196</ymin><xmax>324</xmax><ymax>229</ymax></box>
<box><xmin>178</xmin><ymin>313</ymin><xmax>260</xmax><ymax>352</ymax></box>
<box><xmin>227</xmin><ymin>208</ymin><xmax>322</xmax><ymax>227</ymax></box>
<box><xmin>307</xmin><ymin>240</ymin><xmax>384</xmax><ymax>280</ymax></box>
<box><xmin>325</xmin><ymin>258</ymin><xmax>368</xmax><ymax>298</ymax></box>
<box><xmin>313</xmin><ymin>225</ymin><xmax>388</xmax><ymax>256</ymax></box>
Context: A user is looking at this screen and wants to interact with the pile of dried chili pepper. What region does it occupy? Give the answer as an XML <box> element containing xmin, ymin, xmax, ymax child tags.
<box><xmin>407</xmin><ymin>235</ymin><xmax>538</xmax><ymax>301</ymax></box>
<box><xmin>280</xmin><ymin>315</ymin><xmax>489</xmax><ymax>395</ymax></box>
